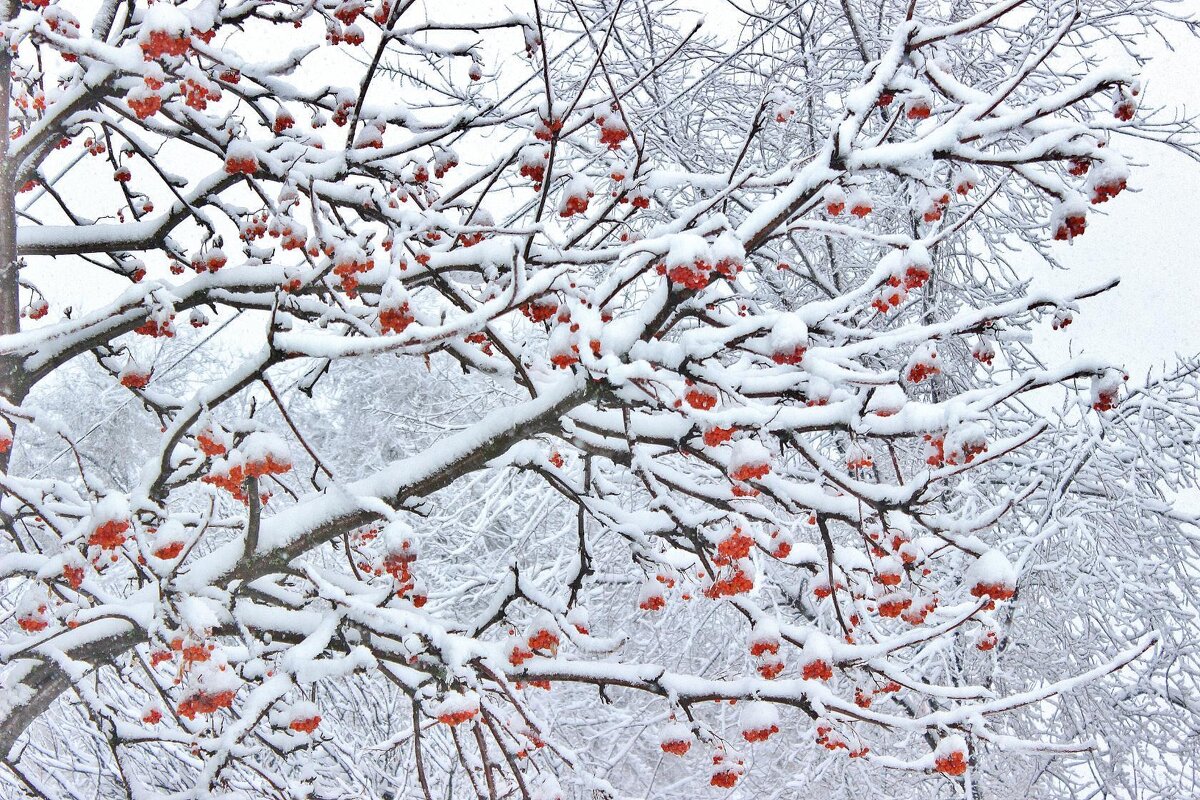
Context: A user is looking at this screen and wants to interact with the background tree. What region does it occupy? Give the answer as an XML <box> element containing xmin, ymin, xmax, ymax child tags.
<box><xmin>1</xmin><ymin>0</ymin><xmax>1198</xmax><ymax>797</ymax></box>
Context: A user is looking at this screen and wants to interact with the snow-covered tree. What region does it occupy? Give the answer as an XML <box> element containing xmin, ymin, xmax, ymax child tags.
<box><xmin>2</xmin><ymin>0</ymin><xmax>1198</xmax><ymax>797</ymax></box>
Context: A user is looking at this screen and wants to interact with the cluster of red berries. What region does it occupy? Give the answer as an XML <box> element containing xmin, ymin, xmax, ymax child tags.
<box><xmin>855</xmin><ymin>681</ymin><xmax>902</xmax><ymax>709</ymax></box>
<box><xmin>521</xmin><ymin>298</ymin><xmax>559</xmax><ymax>323</ymax></box>
<box><xmin>240</xmin><ymin>212</ymin><xmax>269</xmax><ymax>242</ymax></box>
<box><xmin>134</xmin><ymin>316</ymin><xmax>175</xmax><ymax>338</ymax></box>
<box><xmin>182</xmin><ymin>78</ymin><xmax>219</xmax><ymax>111</ymax></box>
<box><xmin>332</xmin><ymin>97</ymin><xmax>355</xmax><ymax>127</ymax></box>
<box><xmin>846</xmin><ymin>447</ymin><xmax>873</xmax><ymax>471</ymax></box>
<box><xmin>380</xmin><ymin>539</ymin><xmax>426</xmax><ymax>605</ymax></box>
<box><xmin>876</xmin><ymin>561</ymin><xmax>903</xmax><ymax>587</ymax></box>
<box><xmin>289</xmin><ymin>715</ymin><xmax>321</xmax><ymax>734</ymax></box>
<box><xmin>326</xmin><ymin>23</ymin><xmax>366</xmax><ymax>46</ymax></box>
<box><xmin>23</xmin><ymin>299</ymin><xmax>49</xmax><ymax>320</ymax></box>
<box><xmin>729</xmin><ymin>461</ymin><xmax>769</xmax><ymax>483</ymax></box>
<box><xmin>901</xmin><ymin>595</ymin><xmax>938</xmax><ymax>625</ymax></box>
<box><xmin>534</xmin><ymin>117</ymin><xmax>563</xmax><ymax>141</ymax></box>
<box><xmin>62</xmin><ymin>563</ymin><xmax>84</xmax><ymax>589</ymax></box>
<box><xmin>559</xmin><ymin>190</ymin><xmax>591</xmax><ymax>218</ymax></box>
<box><xmin>178</xmin><ymin>689</ymin><xmax>236</xmax><ymax>720</ymax></box>
<box><xmin>683</xmin><ymin>384</ymin><xmax>717</xmax><ymax>410</ymax></box>
<box><xmin>507</xmin><ymin>637</ymin><xmax>535</xmax><ymax>665</ymax></box>
<box><xmin>715</xmin><ymin>529</ymin><xmax>753</xmax><ymax>564</ymax></box>
<box><xmin>814</xmin><ymin>724</ymin><xmax>869</xmax><ymax>757</ymax></box>
<box><xmin>748</xmin><ymin>633</ymin><xmax>778</xmax><ymax>659</ymax></box>
<box><xmin>153</xmin><ymin>539</ymin><xmax>185</xmax><ymax>560</ymax></box>
<box><xmin>1092</xmin><ymin>387</ymin><xmax>1118</xmax><ymax>412</ymax></box>
<box><xmin>1054</xmin><ymin>213</ymin><xmax>1086</xmax><ymax>241</ymax></box>
<box><xmin>17</xmin><ymin>605</ymin><xmax>49</xmax><ymax>632</ymax></box>
<box><xmin>877</xmin><ymin>593</ymin><xmax>913</xmax><ymax>618</ymax></box>
<box><xmin>704</xmin><ymin>568</ymin><xmax>753</xmax><ymax>599</ymax></box>
<box><xmin>334</xmin><ymin>0</ymin><xmax>365</xmax><ymax>23</ymax></box>
<box><xmin>596</xmin><ymin>111</ymin><xmax>629</xmax><ymax>150</ymax></box>
<box><xmin>969</xmin><ymin>580</ymin><xmax>1015</xmax><ymax>602</ymax></box>
<box><xmin>638</xmin><ymin>581</ymin><xmax>666</xmax><ymax>611</ymax></box>
<box><xmin>934</xmin><ymin>748</ymin><xmax>968</xmax><ymax>776</ymax></box>
<box><xmin>203</xmin><ymin>454</ymin><xmax>292</xmax><ymax>503</ymax></box>
<box><xmin>906</xmin><ymin>358</ymin><xmax>940</xmax><ymax>384</ymax></box>
<box><xmin>141</xmin><ymin>30</ymin><xmax>191</xmax><ymax>61</ymax></box>
<box><xmin>379</xmin><ymin>302</ymin><xmax>414</xmax><ymax>335</ymax></box>
<box><xmin>88</xmin><ymin>518</ymin><xmax>130</xmax><ymax>549</ymax></box>
<box><xmin>526</xmin><ymin>625</ymin><xmax>559</xmax><ymax>653</ymax></box>
<box><xmin>273</xmin><ymin>110</ymin><xmax>295</xmax><ymax>134</ymax></box>
<box><xmin>620</xmin><ymin>189</ymin><xmax>651</xmax><ymax>210</ymax></box>
<box><xmin>278</xmin><ymin>228</ymin><xmax>306</xmax><ymax>252</ymax></box>
<box><xmin>332</xmin><ymin>253</ymin><xmax>373</xmax><ymax>295</ymax></box>
<box><xmin>465</xmin><ymin>332</ymin><xmax>493</xmax><ymax>355</ymax></box>
<box><xmin>550</xmin><ymin>347</ymin><xmax>580</xmax><ymax>369</ymax></box>
<box><xmin>772</xmin><ymin>344</ymin><xmax>806</xmax><ymax>365</ymax></box>
<box><xmin>433</xmin><ymin>151</ymin><xmax>459</xmax><ymax>179</ymax></box>
<box><xmin>906</xmin><ymin>98</ymin><xmax>931</xmax><ymax>119</ymax></box>
<box><xmin>924</xmin><ymin>434</ymin><xmax>945</xmax><ymax>467</ymax></box>
<box><xmin>177</xmin><ymin>639</ymin><xmax>215</xmax><ymax>665</ymax></box>
<box><xmin>871</xmin><ymin>264</ymin><xmax>930</xmax><ymax>314</ymax></box>
<box><xmin>972</xmin><ymin>339</ymin><xmax>995</xmax><ymax>365</ymax></box>
<box><xmin>437</xmin><ymin>706</ymin><xmax>477</xmax><ymax>726</ymax></box>
<box><xmin>749</xmin><ymin>632</ymin><xmax>784</xmax><ymax>678</ymax></box>
<box><xmin>802</xmin><ymin>655</ymin><xmax>833</xmax><ymax>681</ymax></box>
<box><xmin>742</xmin><ymin>722</ymin><xmax>779</xmax><ymax>743</ymax></box>
<box><xmin>1113</xmin><ymin>97</ymin><xmax>1136</xmax><ymax>122</ymax></box>
<box><xmin>702</xmin><ymin>426</ymin><xmax>734</xmax><ymax>447</ymax></box>
<box><xmin>1090</xmin><ymin>177</ymin><xmax>1126</xmax><ymax>204</ymax></box>
<box><xmin>871</xmin><ymin>284</ymin><xmax>905</xmax><ymax>314</ymax></box>
<box><xmin>519</xmin><ymin>159</ymin><xmax>546</xmax><ymax>189</ymax></box>
<box><xmin>921</xmin><ymin>190</ymin><xmax>952</xmax><ymax>223</ymax></box>
<box><xmin>224</xmin><ymin>152</ymin><xmax>258</xmax><ymax>176</ymax></box>
<box><xmin>120</xmin><ymin>367</ymin><xmax>151</xmax><ymax>389</ymax></box>
<box><xmin>812</xmin><ymin>579</ymin><xmax>843</xmax><ymax>599</ymax></box>
<box><xmin>196</xmin><ymin>429</ymin><xmax>227</xmax><ymax>457</ymax></box>
<box><xmin>768</xmin><ymin>530</ymin><xmax>792</xmax><ymax>559</ymax></box>
<box><xmin>660</xmin><ymin>737</ymin><xmax>690</xmax><ymax>756</ymax></box>
<box><xmin>902</xmin><ymin>262</ymin><xmax>931</xmax><ymax>290</ymax></box>
<box><xmin>709</xmin><ymin>754</ymin><xmax>744</xmax><ymax>788</ymax></box>
<box><xmin>190</xmin><ymin>250</ymin><xmax>227</xmax><ymax>273</ymax></box>
<box><xmin>659</xmin><ymin>259</ymin><xmax>712</xmax><ymax>291</ymax></box>
<box><xmin>945</xmin><ymin>436</ymin><xmax>987</xmax><ymax>466</ymax></box>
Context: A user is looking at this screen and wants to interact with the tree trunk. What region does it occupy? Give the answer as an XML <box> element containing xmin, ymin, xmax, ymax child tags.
<box><xmin>0</xmin><ymin>0</ymin><xmax>25</xmax><ymax>405</ymax></box>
